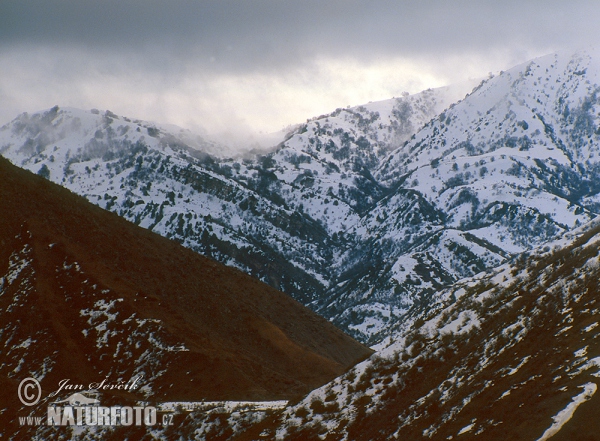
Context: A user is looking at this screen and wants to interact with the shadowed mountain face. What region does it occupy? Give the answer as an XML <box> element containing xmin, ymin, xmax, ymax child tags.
<box><xmin>0</xmin><ymin>156</ymin><xmax>372</xmax><ymax>430</ymax></box>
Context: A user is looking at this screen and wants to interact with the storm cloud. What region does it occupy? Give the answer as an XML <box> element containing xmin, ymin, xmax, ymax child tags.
<box><xmin>1</xmin><ymin>0</ymin><xmax>599</xmax><ymax>142</ymax></box>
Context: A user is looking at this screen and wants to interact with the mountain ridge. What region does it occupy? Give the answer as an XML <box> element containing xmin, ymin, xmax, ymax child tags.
<box><xmin>3</xmin><ymin>50</ymin><xmax>600</xmax><ymax>344</ymax></box>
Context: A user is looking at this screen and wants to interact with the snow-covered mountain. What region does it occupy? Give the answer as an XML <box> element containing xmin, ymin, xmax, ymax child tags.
<box><xmin>2</xmin><ymin>50</ymin><xmax>600</xmax><ymax>344</ymax></box>
<box><xmin>0</xmin><ymin>106</ymin><xmax>335</xmax><ymax>305</ymax></box>
<box><xmin>0</xmin><ymin>83</ymin><xmax>472</xmax><ymax>338</ymax></box>
<box><xmin>253</xmin><ymin>217</ymin><xmax>600</xmax><ymax>441</ymax></box>
<box><xmin>322</xmin><ymin>51</ymin><xmax>600</xmax><ymax>342</ymax></box>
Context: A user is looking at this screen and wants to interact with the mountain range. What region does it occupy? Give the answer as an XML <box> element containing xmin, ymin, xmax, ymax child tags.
<box><xmin>3</xmin><ymin>51</ymin><xmax>600</xmax><ymax>345</ymax></box>
<box><xmin>3</xmin><ymin>49</ymin><xmax>600</xmax><ymax>439</ymax></box>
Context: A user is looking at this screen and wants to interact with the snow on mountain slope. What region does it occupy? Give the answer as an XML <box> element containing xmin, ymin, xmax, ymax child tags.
<box><xmin>378</xmin><ymin>51</ymin><xmax>600</xmax><ymax>231</ymax></box>
<box><xmin>239</xmin><ymin>80</ymin><xmax>478</xmax><ymax>226</ymax></box>
<box><xmin>3</xmin><ymin>51</ymin><xmax>600</xmax><ymax>345</ymax></box>
<box><xmin>0</xmin><ymin>83</ymin><xmax>470</xmax><ymax>324</ymax></box>
<box><xmin>323</xmin><ymin>51</ymin><xmax>599</xmax><ymax>342</ymax></box>
<box><xmin>0</xmin><ymin>106</ymin><xmax>335</xmax><ymax>304</ymax></box>
<box><xmin>257</xmin><ymin>218</ymin><xmax>600</xmax><ymax>441</ymax></box>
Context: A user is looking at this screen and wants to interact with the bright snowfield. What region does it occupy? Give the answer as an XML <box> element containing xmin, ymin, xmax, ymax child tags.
<box><xmin>4</xmin><ymin>49</ymin><xmax>600</xmax><ymax>439</ymax></box>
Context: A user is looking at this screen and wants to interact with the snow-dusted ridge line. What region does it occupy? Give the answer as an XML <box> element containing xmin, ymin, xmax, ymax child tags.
<box><xmin>3</xmin><ymin>49</ymin><xmax>600</xmax><ymax>345</ymax></box>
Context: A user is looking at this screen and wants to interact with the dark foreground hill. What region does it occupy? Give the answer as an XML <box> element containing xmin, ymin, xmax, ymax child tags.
<box><xmin>0</xmin><ymin>156</ymin><xmax>371</xmax><ymax>432</ymax></box>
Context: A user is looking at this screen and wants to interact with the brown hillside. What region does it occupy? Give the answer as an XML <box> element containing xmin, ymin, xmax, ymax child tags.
<box><xmin>0</xmin><ymin>156</ymin><xmax>372</xmax><ymax>414</ymax></box>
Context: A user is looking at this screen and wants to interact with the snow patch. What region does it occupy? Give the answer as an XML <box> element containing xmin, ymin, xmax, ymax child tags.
<box><xmin>535</xmin><ymin>383</ymin><xmax>597</xmax><ymax>441</ymax></box>
<box><xmin>457</xmin><ymin>421</ymin><xmax>476</xmax><ymax>435</ymax></box>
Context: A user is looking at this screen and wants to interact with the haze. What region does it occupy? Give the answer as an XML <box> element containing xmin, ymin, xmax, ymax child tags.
<box><xmin>1</xmin><ymin>0</ymin><xmax>598</xmax><ymax>146</ymax></box>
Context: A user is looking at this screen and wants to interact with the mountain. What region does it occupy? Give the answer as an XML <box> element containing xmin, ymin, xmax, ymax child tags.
<box><xmin>0</xmin><ymin>83</ymin><xmax>477</xmax><ymax>339</ymax></box>
<box><xmin>321</xmin><ymin>51</ymin><xmax>600</xmax><ymax>343</ymax></box>
<box><xmin>2</xmin><ymin>51</ymin><xmax>600</xmax><ymax>346</ymax></box>
<box><xmin>0</xmin><ymin>105</ymin><xmax>337</xmax><ymax>306</ymax></box>
<box><xmin>3</xmin><ymin>48</ymin><xmax>600</xmax><ymax>439</ymax></box>
<box><xmin>0</xmin><ymin>156</ymin><xmax>372</xmax><ymax>436</ymax></box>
<box><xmin>234</xmin><ymin>218</ymin><xmax>600</xmax><ymax>440</ymax></box>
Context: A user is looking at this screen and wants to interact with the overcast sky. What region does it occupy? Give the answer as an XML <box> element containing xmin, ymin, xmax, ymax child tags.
<box><xmin>1</xmin><ymin>1</ymin><xmax>599</xmax><ymax>143</ymax></box>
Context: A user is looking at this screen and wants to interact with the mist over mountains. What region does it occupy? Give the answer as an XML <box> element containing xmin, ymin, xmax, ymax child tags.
<box><xmin>3</xmin><ymin>51</ymin><xmax>600</xmax><ymax>343</ymax></box>
<box><xmin>3</xmin><ymin>49</ymin><xmax>600</xmax><ymax>439</ymax></box>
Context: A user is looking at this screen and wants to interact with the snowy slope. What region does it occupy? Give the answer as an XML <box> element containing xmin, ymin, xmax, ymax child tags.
<box><xmin>260</xmin><ymin>218</ymin><xmax>600</xmax><ymax>440</ymax></box>
<box><xmin>3</xmin><ymin>51</ymin><xmax>600</xmax><ymax>344</ymax></box>
<box><xmin>321</xmin><ymin>51</ymin><xmax>599</xmax><ymax>342</ymax></box>
<box><xmin>0</xmin><ymin>83</ymin><xmax>469</xmax><ymax>325</ymax></box>
<box><xmin>0</xmin><ymin>106</ymin><xmax>334</xmax><ymax>304</ymax></box>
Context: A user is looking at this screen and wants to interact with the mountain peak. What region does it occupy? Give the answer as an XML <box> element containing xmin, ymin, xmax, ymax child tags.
<box><xmin>2</xmin><ymin>49</ymin><xmax>600</xmax><ymax>346</ymax></box>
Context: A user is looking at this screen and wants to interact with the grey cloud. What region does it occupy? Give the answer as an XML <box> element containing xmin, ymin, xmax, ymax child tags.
<box><xmin>2</xmin><ymin>0</ymin><xmax>599</xmax><ymax>76</ymax></box>
<box><xmin>1</xmin><ymin>0</ymin><xmax>599</xmax><ymax>136</ymax></box>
